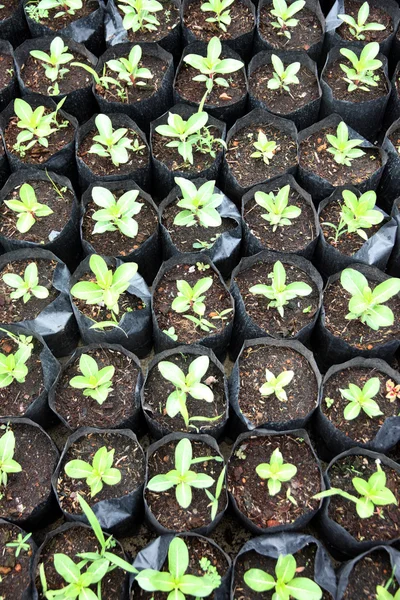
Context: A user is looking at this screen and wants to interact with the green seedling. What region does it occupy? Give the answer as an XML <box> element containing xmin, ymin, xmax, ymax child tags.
<box><xmin>250</xmin><ymin>131</ymin><xmax>278</xmax><ymax>164</ymax></box>
<box><xmin>340</xmin><ymin>42</ymin><xmax>382</xmax><ymax>92</ymax></box>
<box><xmin>200</xmin><ymin>0</ymin><xmax>234</xmax><ymax>31</ymax></box>
<box><xmin>326</xmin><ymin>121</ymin><xmax>365</xmax><ymax>166</ymax></box>
<box><xmin>3</xmin><ymin>262</ymin><xmax>49</xmax><ymax>304</ymax></box>
<box><xmin>69</xmin><ymin>353</ymin><xmax>115</xmax><ymax>406</ymax></box>
<box><xmin>0</xmin><ymin>430</ymin><xmax>22</xmax><ymax>488</ymax></box>
<box><xmin>88</xmin><ymin>113</ymin><xmax>145</xmax><ymax>168</ymax></box>
<box><xmin>4</xmin><ymin>182</ymin><xmax>53</xmax><ymax>234</ymax></box>
<box><xmin>90</xmin><ymin>186</ymin><xmax>143</xmax><ymax>238</ymax></box>
<box><xmin>338</xmin><ymin>2</ymin><xmax>385</xmax><ymax>41</ymax></box>
<box><xmin>254</xmin><ymin>184</ymin><xmax>301</xmax><ymax>231</ymax></box>
<box><xmin>64</xmin><ymin>446</ymin><xmax>122</xmax><ymax>498</ymax></box>
<box><xmin>0</xmin><ymin>342</ymin><xmax>32</xmax><ymax>389</ymax></box>
<box><xmin>255</xmin><ymin>447</ymin><xmax>297</xmax><ymax>495</ymax></box>
<box><xmin>340</xmin><ymin>377</ymin><xmax>383</xmax><ymax>420</ymax></box>
<box><xmin>270</xmin><ymin>0</ymin><xmax>306</xmax><ymax>39</ymax></box>
<box><xmin>30</xmin><ymin>36</ymin><xmax>74</xmax><ymax>87</ymax></box>
<box><xmin>118</xmin><ymin>0</ymin><xmax>163</xmax><ymax>33</ymax></box>
<box><xmin>259</xmin><ymin>368</ymin><xmax>294</xmax><ymax>402</ymax></box>
<box><xmin>174</xmin><ymin>177</ymin><xmax>222</xmax><ymax>228</ymax></box>
<box><xmin>268</xmin><ymin>54</ymin><xmax>301</xmax><ymax>95</ymax></box>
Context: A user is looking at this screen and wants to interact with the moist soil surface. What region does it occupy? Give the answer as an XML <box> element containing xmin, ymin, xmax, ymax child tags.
<box><xmin>143</xmin><ymin>352</ymin><xmax>227</xmax><ymax>433</ymax></box>
<box><xmin>299</xmin><ymin>127</ymin><xmax>381</xmax><ymax>186</ymax></box>
<box><xmin>0</xmin><ymin>0</ymin><xmax>19</xmax><ymax>21</ymax></box>
<box><xmin>152</xmin><ymin>262</ymin><xmax>233</xmax><ymax>344</ymax></box>
<box><xmin>0</xmin><ymin>333</ymin><xmax>44</xmax><ymax>417</ymax></box>
<box><xmin>249</xmin><ymin>63</ymin><xmax>320</xmax><ymax>114</ymax></box>
<box><xmin>117</xmin><ymin>0</ymin><xmax>180</xmax><ymax>43</ymax></box>
<box><xmin>327</xmin><ymin>454</ymin><xmax>400</xmax><ymax>541</ymax></box>
<box><xmin>323</xmin><ymin>59</ymin><xmax>388</xmax><ymax>103</ymax></box>
<box><xmin>183</xmin><ymin>0</ymin><xmax>254</xmax><ymax>41</ymax></box>
<box><xmin>236</xmin><ymin>344</ymin><xmax>318</xmax><ymax>427</ymax></box>
<box><xmin>323</xmin><ymin>278</ymin><xmax>400</xmax><ymax>349</ymax></box>
<box><xmin>0</xmin><ymin>54</ymin><xmax>14</xmax><ymax>90</ymax></box>
<box><xmin>226</xmin><ymin>124</ymin><xmax>298</xmax><ymax>189</ymax></box>
<box><xmin>341</xmin><ymin>548</ymin><xmax>397</xmax><ymax>599</ymax></box>
<box><xmin>57</xmin><ymin>431</ymin><xmax>145</xmax><ymax>514</ymax></box>
<box><xmin>228</xmin><ymin>434</ymin><xmax>321</xmax><ymax>529</ymax></box>
<box><xmin>82</xmin><ymin>193</ymin><xmax>158</xmax><ymax>257</ymax></box>
<box><xmin>258</xmin><ymin>3</ymin><xmax>322</xmax><ymax>51</ymax></box>
<box><xmin>78</xmin><ymin>127</ymin><xmax>148</xmax><ymax>177</ymax></box>
<box><xmin>233</xmin><ymin>544</ymin><xmax>333</xmax><ymax>600</ymax></box>
<box><xmin>26</xmin><ymin>1</ymin><xmax>97</xmax><ymax>30</ymax></box>
<box><xmin>0</xmin><ymin>258</ymin><xmax>58</xmax><ymax>322</ymax></box>
<box><xmin>244</xmin><ymin>187</ymin><xmax>316</xmax><ymax>252</ymax></box>
<box><xmin>145</xmin><ymin>438</ymin><xmax>226</xmax><ymax>531</ymax></box>
<box><xmin>96</xmin><ymin>54</ymin><xmax>168</xmax><ymax>103</ymax></box>
<box><xmin>337</xmin><ymin>0</ymin><xmax>393</xmax><ymax>44</ymax></box>
<box><xmin>53</xmin><ymin>347</ymin><xmax>141</xmax><ymax>430</ymax></box>
<box><xmin>0</xmin><ymin>179</ymin><xmax>74</xmax><ymax>244</ymax></box>
<box><xmin>36</xmin><ymin>526</ymin><xmax>127</xmax><ymax>599</ymax></box>
<box><xmin>321</xmin><ymin>367</ymin><xmax>400</xmax><ymax>444</ymax></box>
<box><xmin>0</xmin><ymin>422</ymin><xmax>57</xmax><ymax>521</ymax></box>
<box><xmin>4</xmin><ymin>110</ymin><xmax>74</xmax><ymax>165</ymax></box>
<box><xmin>235</xmin><ymin>260</ymin><xmax>320</xmax><ymax>338</ymax></box>
<box><xmin>0</xmin><ymin>522</ymin><xmax>34</xmax><ymax>599</ymax></box>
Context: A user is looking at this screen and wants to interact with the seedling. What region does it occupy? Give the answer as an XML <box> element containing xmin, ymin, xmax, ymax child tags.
<box><xmin>3</xmin><ymin>262</ymin><xmax>49</xmax><ymax>304</ymax></box>
<box><xmin>386</xmin><ymin>380</ymin><xmax>400</xmax><ymax>401</ymax></box>
<box><xmin>193</xmin><ymin>235</ymin><xmax>221</xmax><ymax>250</ymax></box>
<box><xmin>163</xmin><ymin>326</ymin><xmax>178</xmax><ymax>341</ymax></box>
<box><xmin>259</xmin><ymin>368</ymin><xmax>294</xmax><ymax>402</ymax></box>
<box><xmin>254</xmin><ymin>185</ymin><xmax>301</xmax><ymax>231</ymax></box>
<box><xmin>268</xmin><ymin>54</ymin><xmax>300</xmax><ymax>95</ymax></box>
<box><xmin>64</xmin><ymin>446</ymin><xmax>122</xmax><ymax>498</ymax></box>
<box><xmin>376</xmin><ymin>567</ymin><xmax>400</xmax><ymax>600</ymax></box>
<box><xmin>340</xmin><ymin>377</ymin><xmax>383</xmax><ymax>420</ymax></box>
<box><xmin>201</xmin><ymin>0</ymin><xmax>234</xmax><ymax>31</ymax></box>
<box><xmin>244</xmin><ymin>553</ymin><xmax>323</xmax><ymax>598</ymax></box>
<box><xmin>270</xmin><ymin>0</ymin><xmax>306</xmax><ymax>39</ymax></box>
<box><xmin>147</xmin><ymin>437</ymin><xmax>218</xmax><ymax>509</ymax></box>
<box><xmin>251</xmin><ymin>131</ymin><xmax>278</xmax><ymax>164</ymax></box>
<box><xmin>249</xmin><ymin>260</ymin><xmax>312</xmax><ymax>317</ymax></box>
<box><xmin>338</xmin><ymin>2</ymin><xmax>385</xmax><ymax>41</ymax></box>
<box><xmin>118</xmin><ymin>0</ymin><xmax>163</xmax><ymax>33</ymax></box>
<box><xmin>205</xmin><ymin>466</ymin><xmax>226</xmax><ymax>520</ymax></box>
<box><xmin>136</xmin><ymin>536</ymin><xmax>221</xmax><ymax>598</ymax></box>
<box><xmin>26</xmin><ymin>0</ymin><xmax>83</xmax><ymax>21</ymax></box>
<box><xmin>69</xmin><ymin>353</ymin><xmax>115</xmax><ymax>406</ymax></box>
<box><xmin>171</xmin><ymin>277</ymin><xmax>217</xmax><ymax>333</ymax></box>
<box><xmin>314</xmin><ymin>460</ymin><xmax>397</xmax><ymax>518</ymax></box>
<box><xmin>6</xmin><ymin>532</ymin><xmax>32</xmax><ymax>557</ymax></box>
<box><xmin>88</xmin><ymin>113</ymin><xmax>145</xmax><ymax>168</ymax></box>
<box><xmin>0</xmin><ymin>430</ymin><xmax>22</xmax><ymax>488</ymax></box>
<box><xmin>340</xmin><ymin>42</ymin><xmax>382</xmax><ymax>92</ymax></box>
<box><xmin>158</xmin><ymin>355</ymin><xmax>214</xmax><ymax>427</ymax></box>
<box><xmin>255</xmin><ymin>447</ymin><xmax>297</xmax><ymax>495</ymax></box>
<box><xmin>174</xmin><ymin>177</ymin><xmax>222</xmax><ymax>228</ymax></box>
<box><xmin>4</xmin><ymin>182</ymin><xmax>54</xmax><ymax>234</ymax></box>
<box><xmin>0</xmin><ymin>342</ymin><xmax>32</xmax><ymax>388</ymax></box>
<box><xmin>30</xmin><ymin>36</ymin><xmax>74</xmax><ymax>95</ymax></box>
<box><xmin>183</xmin><ymin>37</ymin><xmax>244</xmax><ymax>111</ymax></box>
<box><xmin>340</xmin><ymin>268</ymin><xmax>400</xmax><ymax>331</ymax></box>
<box><xmin>326</xmin><ymin>122</ymin><xmax>365</xmax><ymax>166</ymax></box>
<box><xmin>90</xmin><ymin>186</ymin><xmax>143</xmax><ymax>238</ymax></box>
<box><xmin>106</xmin><ymin>45</ymin><xmax>153</xmax><ymax>88</ymax></box>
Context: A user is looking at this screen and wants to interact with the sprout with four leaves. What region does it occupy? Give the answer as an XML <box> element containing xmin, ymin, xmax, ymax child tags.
<box><xmin>255</xmin><ymin>447</ymin><xmax>297</xmax><ymax>495</ymax></box>
<box><xmin>106</xmin><ymin>45</ymin><xmax>153</xmax><ymax>88</ymax></box>
<box><xmin>270</xmin><ymin>0</ymin><xmax>306</xmax><ymax>40</ymax></box>
<box><xmin>340</xmin><ymin>377</ymin><xmax>383</xmax><ymax>420</ymax></box>
<box><xmin>200</xmin><ymin>0</ymin><xmax>235</xmax><ymax>32</ymax></box>
<box><xmin>340</xmin><ymin>42</ymin><xmax>382</xmax><ymax>92</ymax></box>
<box><xmin>30</xmin><ymin>36</ymin><xmax>74</xmax><ymax>95</ymax></box>
<box><xmin>0</xmin><ymin>342</ymin><xmax>32</xmax><ymax>389</ymax></box>
<box><xmin>4</xmin><ymin>182</ymin><xmax>54</xmax><ymax>234</ymax></box>
<box><xmin>326</xmin><ymin>121</ymin><xmax>365</xmax><ymax>166</ymax></box>
<box><xmin>338</xmin><ymin>2</ymin><xmax>385</xmax><ymax>41</ymax></box>
<box><xmin>88</xmin><ymin>114</ymin><xmax>145</xmax><ymax>168</ymax></box>
<box><xmin>90</xmin><ymin>186</ymin><xmax>144</xmax><ymax>238</ymax></box>
<box><xmin>156</xmin><ymin>111</ymin><xmax>214</xmax><ymax>165</ymax></box>
<box><xmin>254</xmin><ymin>185</ymin><xmax>301</xmax><ymax>232</ymax></box>
<box><xmin>251</xmin><ymin>131</ymin><xmax>278</xmax><ymax>164</ymax></box>
<box><xmin>69</xmin><ymin>353</ymin><xmax>115</xmax><ymax>406</ymax></box>
<box><xmin>259</xmin><ymin>368</ymin><xmax>294</xmax><ymax>402</ymax></box>
<box><xmin>173</xmin><ymin>177</ymin><xmax>222</xmax><ymax>228</ymax></box>
<box><xmin>64</xmin><ymin>446</ymin><xmax>122</xmax><ymax>498</ymax></box>
<box><xmin>0</xmin><ymin>430</ymin><xmax>22</xmax><ymax>488</ymax></box>
<box><xmin>171</xmin><ymin>277</ymin><xmax>217</xmax><ymax>333</ymax></box>
<box><xmin>3</xmin><ymin>262</ymin><xmax>49</xmax><ymax>304</ymax></box>
<box><xmin>118</xmin><ymin>0</ymin><xmax>163</xmax><ymax>33</ymax></box>
<box><xmin>268</xmin><ymin>54</ymin><xmax>301</xmax><ymax>95</ymax></box>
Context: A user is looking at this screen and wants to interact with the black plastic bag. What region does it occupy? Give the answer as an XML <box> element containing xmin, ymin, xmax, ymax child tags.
<box><xmin>141</xmin><ymin>344</ymin><xmax>229</xmax><ymax>439</ymax></box>
<box><xmin>0</xmin><ymin>40</ymin><xmax>19</xmax><ymax>113</ymax></box>
<box><xmin>377</xmin><ymin>117</ymin><xmax>400</xmax><ymax>214</ymax></box>
<box><xmin>159</xmin><ymin>178</ymin><xmax>242</xmax><ymax>279</ymax></box>
<box><xmin>69</xmin><ymin>255</ymin><xmax>153</xmax><ymax>358</ymax></box>
<box><xmin>0</xmin><ymin>1</ymin><xmax>29</xmax><ymax>48</ymax></box>
<box><xmin>387</xmin><ymin>197</ymin><xmax>400</xmax><ymax>276</ymax></box>
<box><xmin>0</xmin><ymin>517</ymin><xmax>36</xmax><ymax>600</ymax></box>
<box><xmin>0</xmin><ymin>248</ymin><xmax>79</xmax><ymax>358</ymax></box>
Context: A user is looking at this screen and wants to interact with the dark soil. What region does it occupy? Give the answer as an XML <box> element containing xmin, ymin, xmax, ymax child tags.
<box><xmin>0</xmin><ymin>522</ymin><xmax>34</xmax><ymax>600</ymax></box>
<box><xmin>249</xmin><ymin>63</ymin><xmax>320</xmax><ymax>114</ymax></box>
<box><xmin>152</xmin><ymin>262</ymin><xmax>233</xmax><ymax>344</ymax></box>
<box><xmin>323</xmin><ymin>59</ymin><xmax>388</xmax><ymax>103</ymax></box>
<box><xmin>174</xmin><ymin>61</ymin><xmax>246</xmax><ymax>107</ymax></box>
<box><xmin>327</xmin><ymin>454</ymin><xmax>400</xmax><ymax>541</ymax></box>
<box><xmin>299</xmin><ymin>126</ymin><xmax>381</xmax><ymax>186</ymax></box>
<box><xmin>322</xmin><ymin>367</ymin><xmax>400</xmax><ymax>444</ymax></box>
<box><xmin>184</xmin><ymin>0</ymin><xmax>254</xmax><ymax>41</ymax></box>
<box><xmin>233</xmin><ymin>544</ymin><xmax>333</xmax><ymax>600</ymax></box>
<box><xmin>0</xmin><ymin>422</ymin><xmax>57</xmax><ymax>521</ymax></box>
<box><xmin>226</xmin><ymin>124</ymin><xmax>298</xmax><ymax>188</ymax></box>
<box><xmin>53</xmin><ymin>347</ymin><xmax>141</xmax><ymax>430</ymax></box>
<box><xmin>26</xmin><ymin>0</ymin><xmax>97</xmax><ymax>30</ymax></box>
<box><xmin>342</xmin><ymin>548</ymin><xmax>396</xmax><ymax>599</ymax></box>
<box><xmin>82</xmin><ymin>193</ymin><xmax>158</xmax><ymax>257</ymax></box>
<box><xmin>143</xmin><ymin>353</ymin><xmax>227</xmax><ymax>433</ymax></box>
<box><xmin>0</xmin><ymin>55</ymin><xmax>14</xmax><ymax>90</ymax></box>
<box><xmin>0</xmin><ymin>258</ymin><xmax>59</xmax><ymax>323</ymax></box>
<box><xmin>237</xmin><ymin>344</ymin><xmax>318</xmax><ymax>427</ymax></box>
<box><xmin>258</xmin><ymin>3</ymin><xmax>322</xmax><ymax>51</ymax></box>
<box><xmin>389</xmin><ymin>125</ymin><xmax>400</xmax><ymax>157</ymax></box>
<box><xmin>235</xmin><ymin>260</ymin><xmax>320</xmax><ymax>338</ymax></box>
<box><xmin>0</xmin><ymin>179</ymin><xmax>74</xmax><ymax>244</ymax></box>
<box><xmin>244</xmin><ymin>187</ymin><xmax>316</xmax><ymax>252</ymax></box>
<box><xmin>228</xmin><ymin>434</ymin><xmax>321</xmax><ymax>529</ymax></box>
<box><xmin>117</xmin><ymin>0</ymin><xmax>180</xmax><ymax>43</ymax></box>
<box><xmin>323</xmin><ymin>278</ymin><xmax>400</xmax><ymax>349</ymax></box>
<box><xmin>145</xmin><ymin>438</ymin><xmax>226</xmax><ymax>531</ymax></box>
<box><xmin>0</xmin><ymin>333</ymin><xmax>44</xmax><ymax>417</ymax></box>
<box><xmin>0</xmin><ymin>0</ymin><xmax>19</xmax><ymax>21</ymax></box>
<box><xmin>338</xmin><ymin>0</ymin><xmax>393</xmax><ymax>43</ymax></box>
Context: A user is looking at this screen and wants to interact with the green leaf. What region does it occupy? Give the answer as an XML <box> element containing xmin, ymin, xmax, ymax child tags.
<box><xmin>244</xmin><ymin>569</ymin><xmax>275</xmax><ymax>592</ymax></box>
<box><xmin>175</xmin><ymin>438</ymin><xmax>192</xmax><ymax>475</ymax></box>
<box><xmin>168</xmin><ymin>537</ymin><xmax>189</xmax><ymax>580</ymax></box>
<box><xmin>53</xmin><ymin>554</ymin><xmax>80</xmax><ymax>584</ymax></box>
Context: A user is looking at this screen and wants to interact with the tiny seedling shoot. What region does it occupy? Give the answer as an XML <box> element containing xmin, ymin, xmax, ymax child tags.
<box><xmin>200</xmin><ymin>0</ymin><xmax>234</xmax><ymax>32</ymax></box>
<box><xmin>0</xmin><ymin>429</ymin><xmax>22</xmax><ymax>490</ymax></box>
<box><xmin>251</xmin><ymin>132</ymin><xmax>278</xmax><ymax>165</ymax></box>
<box><xmin>326</xmin><ymin>122</ymin><xmax>366</xmax><ymax>166</ymax></box>
<box><xmin>340</xmin><ymin>377</ymin><xmax>383</xmax><ymax>421</ymax></box>
<box><xmin>259</xmin><ymin>368</ymin><xmax>294</xmax><ymax>402</ymax></box>
<box><xmin>4</xmin><ymin>182</ymin><xmax>54</xmax><ymax>234</ymax></box>
<box><xmin>69</xmin><ymin>353</ymin><xmax>115</xmax><ymax>405</ymax></box>
<box><xmin>340</xmin><ymin>42</ymin><xmax>382</xmax><ymax>92</ymax></box>
<box><xmin>30</xmin><ymin>36</ymin><xmax>74</xmax><ymax>95</ymax></box>
<box><xmin>90</xmin><ymin>186</ymin><xmax>144</xmax><ymax>238</ymax></box>
<box><xmin>173</xmin><ymin>177</ymin><xmax>223</xmax><ymax>229</ymax></box>
<box><xmin>88</xmin><ymin>113</ymin><xmax>145</xmax><ymax>168</ymax></box>
<box><xmin>376</xmin><ymin>567</ymin><xmax>400</xmax><ymax>600</ymax></box>
<box><xmin>6</xmin><ymin>532</ymin><xmax>32</xmax><ymax>557</ymax></box>
<box><xmin>26</xmin><ymin>0</ymin><xmax>83</xmax><ymax>22</ymax></box>
<box><xmin>338</xmin><ymin>1</ymin><xmax>386</xmax><ymax>41</ymax></box>
<box><xmin>64</xmin><ymin>446</ymin><xmax>122</xmax><ymax>498</ymax></box>
<box><xmin>171</xmin><ymin>276</ymin><xmax>219</xmax><ymax>332</ymax></box>
<box><xmin>254</xmin><ymin>185</ymin><xmax>301</xmax><ymax>231</ymax></box>
<box><xmin>118</xmin><ymin>0</ymin><xmax>163</xmax><ymax>33</ymax></box>
<box><xmin>268</xmin><ymin>54</ymin><xmax>301</xmax><ymax>95</ymax></box>
<box><xmin>2</xmin><ymin>262</ymin><xmax>49</xmax><ymax>304</ymax></box>
<box><xmin>270</xmin><ymin>0</ymin><xmax>306</xmax><ymax>39</ymax></box>
<box><xmin>256</xmin><ymin>447</ymin><xmax>297</xmax><ymax>495</ymax></box>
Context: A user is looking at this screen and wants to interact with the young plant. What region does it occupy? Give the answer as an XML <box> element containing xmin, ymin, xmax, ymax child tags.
<box><xmin>3</xmin><ymin>262</ymin><xmax>49</xmax><ymax>304</ymax></box>
<box><xmin>0</xmin><ymin>429</ymin><xmax>22</xmax><ymax>488</ymax></box>
<box><xmin>106</xmin><ymin>45</ymin><xmax>153</xmax><ymax>88</ymax></box>
<box><xmin>155</xmin><ymin>111</ymin><xmax>211</xmax><ymax>165</ymax></box>
<box><xmin>270</xmin><ymin>0</ymin><xmax>306</xmax><ymax>39</ymax></box>
<box><xmin>205</xmin><ymin>465</ymin><xmax>226</xmax><ymax>520</ymax></box>
<box><xmin>88</xmin><ymin>113</ymin><xmax>145</xmax><ymax>168</ymax></box>
<box><xmin>249</xmin><ymin>260</ymin><xmax>312</xmax><ymax>317</ymax></box>
<box><xmin>90</xmin><ymin>186</ymin><xmax>144</xmax><ymax>238</ymax></box>
<box><xmin>244</xmin><ymin>553</ymin><xmax>323</xmax><ymax>598</ymax></box>
<box><xmin>268</xmin><ymin>54</ymin><xmax>301</xmax><ymax>94</ymax></box>
<box><xmin>254</xmin><ymin>185</ymin><xmax>301</xmax><ymax>231</ymax></box>
<box><xmin>255</xmin><ymin>447</ymin><xmax>297</xmax><ymax>495</ymax></box>
<box><xmin>163</xmin><ymin>326</ymin><xmax>178</xmax><ymax>341</ymax></box>
<box><xmin>69</xmin><ymin>353</ymin><xmax>115</xmax><ymax>406</ymax></box>
<box><xmin>340</xmin><ymin>42</ymin><xmax>382</xmax><ymax>92</ymax></box>
<box><xmin>200</xmin><ymin>0</ymin><xmax>234</xmax><ymax>32</ymax></box>
<box><xmin>64</xmin><ymin>446</ymin><xmax>122</xmax><ymax>498</ymax></box>
<box><xmin>6</xmin><ymin>532</ymin><xmax>32</xmax><ymax>557</ymax></box>
<box><xmin>4</xmin><ymin>182</ymin><xmax>54</xmax><ymax>234</ymax></box>
<box><xmin>340</xmin><ymin>377</ymin><xmax>383</xmax><ymax>420</ymax></box>
<box><xmin>157</xmin><ymin>355</ymin><xmax>214</xmax><ymax>427</ymax></box>
<box><xmin>147</xmin><ymin>437</ymin><xmax>217</xmax><ymax>509</ymax></box>
<box><xmin>183</xmin><ymin>37</ymin><xmax>244</xmax><ymax>111</ymax></box>
<box><xmin>174</xmin><ymin>177</ymin><xmax>222</xmax><ymax>228</ymax></box>
<box><xmin>259</xmin><ymin>368</ymin><xmax>294</xmax><ymax>402</ymax></box>
<box><xmin>338</xmin><ymin>1</ymin><xmax>386</xmax><ymax>41</ymax></box>
<box><xmin>118</xmin><ymin>0</ymin><xmax>163</xmax><ymax>33</ymax></box>
<box><xmin>340</xmin><ymin>268</ymin><xmax>400</xmax><ymax>331</ymax></box>
<box><xmin>26</xmin><ymin>0</ymin><xmax>83</xmax><ymax>21</ymax></box>
<box><xmin>251</xmin><ymin>131</ymin><xmax>278</xmax><ymax>164</ymax></box>
<box><xmin>376</xmin><ymin>567</ymin><xmax>400</xmax><ymax>600</ymax></box>
<box><xmin>171</xmin><ymin>277</ymin><xmax>217</xmax><ymax>332</ymax></box>
<box><xmin>0</xmin><ymin>342</ymin><xmax>32</xmax><ymax>388</ymax></box>
<box><xmin>326</xmin><ymin>122</ymin><xmax>365</xmax><ymax>166</ymax></box>
<box><xmin>30</xmin><ymin>36</ymin><xmax>74</xmax><ymax>95</ymax></box>
<box><xmin>135</xmin><ymin>536</ymin><xmax>221</xmax><ymax>598</ymax></box>
<box><xmin>314</xmin><ymin>460</ymin><xmax>397</xmax><ymax>518</ymax></box>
